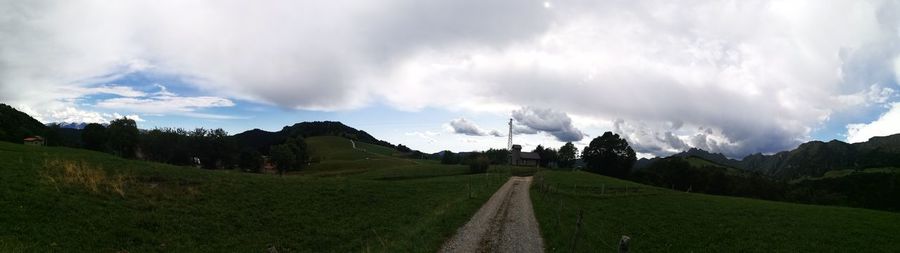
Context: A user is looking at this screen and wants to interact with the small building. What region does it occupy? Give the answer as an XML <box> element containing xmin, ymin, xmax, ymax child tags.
<box><xmin>509</xmin><ymin>144</ymin><xmax>540</xmax><ymax>167</ymax></box>
<box><xmin>23</xmin><ymin>136</ymin><xmax>44</xmax><ymax>146</ymax></box>
<box><xmin>260</xmin><ymin>156</ymin><xmax>278</xmax><ymax>174</ymax></box>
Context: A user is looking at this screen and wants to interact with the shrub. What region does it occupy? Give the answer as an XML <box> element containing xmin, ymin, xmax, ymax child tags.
<box><xmin>469</xmin><ymin>155</ymin><xmax>490</xmax><ymax>174</ymax></box>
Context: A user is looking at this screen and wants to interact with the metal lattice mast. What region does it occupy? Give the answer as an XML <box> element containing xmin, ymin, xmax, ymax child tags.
<box><xmin>507</xmin><ymin>118</ymin><xmax>513</xmax><ymax>150</ymax></box>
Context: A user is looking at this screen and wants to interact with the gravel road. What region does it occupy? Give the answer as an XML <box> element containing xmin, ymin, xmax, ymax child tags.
<box><xmin>439</xmin><ymin>176</ymin><xmax>544</xmax><ymax>253</ymax></box>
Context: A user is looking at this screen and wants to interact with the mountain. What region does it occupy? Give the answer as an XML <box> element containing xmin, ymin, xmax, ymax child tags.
<box><xmin>48</xmin><ymin>122</ymin><xmax>89</xmax><ymax>129</ymax></box>
<box><xmin>637</xmin><ymin>135</ymin><xmax>900</xmax><ymax>180</ymax></box>
<box><xmin>233</xmin><ymin>121</ymin><xmax>396</xmax><ymax>154</ymax></box>
<box><xmin>0</xmin><ymin>103</ymin><xmax>48</xmax><ymax>143</ymax></box>
<box><xmin>634</xmin><ymin>148</ymin><xmax>741</xmax><ymax>170</ymax></box>
<box><xmin>673</xmin><ymin>148</ymin><xmax>742</xmax><ymax>168</ymax></box>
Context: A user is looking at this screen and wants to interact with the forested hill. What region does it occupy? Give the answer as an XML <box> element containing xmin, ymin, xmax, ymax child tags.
<box><xmin>234</xmin><ymin>121</ymin><xmax>395</xmax><ymax>153</ymax></box>
<box><xmin>636</xmin><ymin>135</ymin><xmax>900</xmax><ymax>180</ymax></box>
<box><xmin>0</xmin><ymin>103</ymin><xmax>47</xmax><ymax>143</ymax></box>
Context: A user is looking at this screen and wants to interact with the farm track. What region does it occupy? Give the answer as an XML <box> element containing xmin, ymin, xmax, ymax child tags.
<box><xmin>439</xmin><ymin>176</ymin><xmax>544</xmax><ymax>253</ymax></box>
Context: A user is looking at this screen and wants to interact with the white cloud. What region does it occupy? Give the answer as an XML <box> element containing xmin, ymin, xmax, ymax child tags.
<box><xmin>406</xmin><ymin>131</ymin><xmax>439</xmax><ymax>144</ymax></box>
<box><xmin>76</xmin><ymin>85</ymin><xmax>147</xmax><ymax>98</ymax></box>
<box><xmin>2</xmin><ymin>0</ymin><xmax>900</xmax><ymax>157</ymax></box>
<box><xmin>847</xmin><ymin>103</ymin><xmax>900</xmax><ymax>143</ymax></box>
<box><xmin>95</xmin><ymin>96</ymin><xmax>234</xmax><ymax>114</ymax></box>
<box><xmin>23</xmin><ymin>106</ymin><xmax>143</xmax><ymax>124</ymax></box>
<box><xmin>837</xmin><ymin>83</ymin><xmax>897</xmax><ymax>107</ymax></box>
<box><xmin>613</xmin><ymin>120</ymin><xmax>689</xmax><ymax>157</ymax></box>
<box><xmin>447</xmin><ymin>118</ymin><xmax>503</xmax><ymax>137</ymax></box>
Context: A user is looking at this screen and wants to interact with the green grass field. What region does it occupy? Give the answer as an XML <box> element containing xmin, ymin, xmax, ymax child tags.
<box><xmin>0</xmin><ymin>141</ymin><xmax>507</xmax><ymax>252</ymax></box>
<box><xmin>5</xmin><ymin>136</ymin><xmax>900</xmax><ymax>252</ymax></box>
<box><xmin>530</xmin><ymin>170</ymin><xmax>900</xmax><ymax>252</ymax></box>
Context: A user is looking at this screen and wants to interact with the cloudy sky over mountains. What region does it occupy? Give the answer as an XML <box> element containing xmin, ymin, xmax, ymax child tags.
<box><xmin>2</xmin><ymin>0</ymin><xmax>900</xmax><ymax>157</ymax></box>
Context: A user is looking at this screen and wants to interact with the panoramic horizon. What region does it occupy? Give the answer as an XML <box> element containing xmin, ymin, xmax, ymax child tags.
<box><xmin>3</xmin><ymin>0</ymin><xmax>900</xmax><ymax>158</ymax></box>
<box><xmin>4</xmin><ymin>1</ymin><xmax>900</xmax><ymax>252</ymax></box>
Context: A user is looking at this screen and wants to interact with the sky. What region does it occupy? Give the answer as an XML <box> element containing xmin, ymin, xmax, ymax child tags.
<box><xmin>2</xmin><ymin>0</ymin><xmax>900</xmax><ymax>158</ymax></box>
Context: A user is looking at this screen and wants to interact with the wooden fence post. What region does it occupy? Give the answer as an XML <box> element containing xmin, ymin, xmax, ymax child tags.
<box><xmin>618</xmin><ymin>235</ymin><xmax>631</xmax><ymax>253</ymax></box>
<box><xmin>570</xmin><ymin>210</ymin><xmax>584</xmax><ymax>253</ymax></box>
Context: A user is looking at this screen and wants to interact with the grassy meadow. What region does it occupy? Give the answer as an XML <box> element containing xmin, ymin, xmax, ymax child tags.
<box><xmin>0</xmin><ymin>140</ymin><xmax>508</xmax><ymax>252</ymax></box>
<box><xmin>530</xmin><ymin>170</ymin><xmax>900</xmax><ymax>252</ymax></box>
<box><xmin>5</xmin><ymin>134</ymin><xmax>900</xmax><ymax>252</ymax></box>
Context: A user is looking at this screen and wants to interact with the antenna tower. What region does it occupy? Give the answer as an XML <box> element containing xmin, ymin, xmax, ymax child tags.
<box><xmin>507</xmin><ymin>118</ymin><xmax>513</xmax><ymax>150</ymax></box>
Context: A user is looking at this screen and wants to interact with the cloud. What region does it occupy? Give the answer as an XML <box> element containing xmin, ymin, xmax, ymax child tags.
<box><xmin>512</xmin><ymin>107</ymin><xmax>585</xmax><ymax>142</ymax></box>
<box><xmin>847</xmin><ymin>103</ymin><xmax>900</xmax><ymax>143</ymax></box>
<box><xmin>837</xmin><ymin>84</ymin><xmax>897</xmax><ymax>107</ymax></box>
<box><xmin>96</xmin><ymin>96</ymin><xmax>234</xmax><ymax>114</ymax></box>
<box><xmin>28</xmin><ymin>106</ymin><xmax>143</xmax><ymax>124</ymax></box>
<box><xmin>448</xmin><ymin>118</ymin><xmax>503</xmax><ymax>137</ymax></box>
<box><xmin>92</xmin><ymin>84</ymin><xmax>237</xmax><ymax>118</ymax></box>
<box><xmin>2</xmin><ymin>0</ymin><xmax>900</xmax><ymax>157</ymax></box>
<box><xmin>406</xmin><ymin>131</ymin><xmax>439</xmax><ymax>144</ymax></box>
<box><xmin>78</xmin><ymin>85</ymin><xmax>147</xmax><ymax>98</ymax></box>
<box><xmin>613</xmin><ymin>120</ymin><xmax>689</xmax><ymax>157</ymax></box>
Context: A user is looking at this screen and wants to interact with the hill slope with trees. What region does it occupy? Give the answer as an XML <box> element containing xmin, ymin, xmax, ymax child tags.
<box><xmin>635</xmin><ymin>135</ymin><xmax>900</xmax><ymax>180</ymax></box>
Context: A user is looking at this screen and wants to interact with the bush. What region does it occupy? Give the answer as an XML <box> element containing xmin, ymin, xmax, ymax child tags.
<box><xmin>441</xmin><ymin>151</ymin><xmax>460</xmax><ymax>164</ymax></box>
<box><xmin>469</xmin><ymin>155</ymin><xmax>490</xmax><ymax>174</ymax></box>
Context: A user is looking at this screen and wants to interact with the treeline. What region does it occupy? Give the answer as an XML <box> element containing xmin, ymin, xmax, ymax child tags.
<box><xmin>632</xmin><ymin>157</ymin><xmax>786</xmax><ymax>200</ymax></box>
<box><xmin>78</xmin><ymin>118</ymin><xmax>308</xmax><ymax>173</ymax></box>
<box><xmin>631</xmin><ymin>157</ymin><xmax>900</xmax><ymax>211</ymax></box>
<box><xmin>565</xmin><ymin>131</ymin><xmax>900</xmax><ymax>212</ymax></box>
<box><xmin>438</xmin><ymin>142</ymin><xmax>580</xmax><ymax>169</ymax></box>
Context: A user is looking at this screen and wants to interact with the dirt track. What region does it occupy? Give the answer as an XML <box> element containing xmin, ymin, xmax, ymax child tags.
<box><xmin>439</xmin><ymin>176</ymin><xmax>544</xmax><ymax>253</ymax></box>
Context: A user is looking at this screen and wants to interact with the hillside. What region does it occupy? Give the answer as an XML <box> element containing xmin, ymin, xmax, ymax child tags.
<box><xmin>637</xmin><ymin>135</ymin><xmax>900</xmax><ymax>180</ymax></box>
<box><xmin>0</xmin><ymin>103</ymin><xmax>47</xmax><ymax>143</ymax></box>
<box><xmin>531</xmin><ymin>171</ymin><xmax>900</xmax><ymax>252</ymax></box>
<box><xmin>233</xmin><ymin>121</ymin><xmax>399</xmax><ymax>154</ymax></box>
<box><xmin>0</xmin><ymin>141</ymin><xmax>506</xmax><ymax>252</ymax></box>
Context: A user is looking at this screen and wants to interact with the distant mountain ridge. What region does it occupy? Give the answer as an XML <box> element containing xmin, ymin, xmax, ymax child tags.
<box><xmin>636</xmin><ymin>135</ymin><xmax>900</xmax><ymax>180</ymax></box>
<box><xmin>48</xmin><ymin>122</ymin><xmax>90</xmax><ymax>129</ymax></box>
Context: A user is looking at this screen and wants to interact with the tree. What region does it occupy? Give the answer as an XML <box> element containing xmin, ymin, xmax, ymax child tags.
<box><xmin>44</xmin><ymin>123</ymin><xmax>63</xmax><ymax>146</ymax></box>
<box><xmin>558</xmin><ymin>142</ymin><xmax>578</xmax><ymax>169</ymax></box>
<box><xmin>239</xmin><ymin>149</ymin><xmax>263</xmax><ymax>173</ymax></box>
<box><xmin>81</xmin><ymin>123</ymin><xmax>108</xmax><ymax>151</ymax></box>
<box><xmin>484</xmin><ymin>148</ymin><xmax>511</xmax><ymax>165</ymax></box>
<box><xmin>440</xmin><ymin>151</ymin><xmax>460</xmax><ymax>164</ymax></box>
<box><xmin>270</xmin><ymin>144</ymin><xmax>295</xmax><ymax>175</ymax></box>
<box><xmin>581</xmin><ymin>132</ymin><xmax>636</xmax><ymax>178</ymax></box>
<box><xmin>469</xmin><ymin>155</ymin><xmax>490</xmax><ymax>174</ymax></box>
<box><xmin>396</xmin><ymin>144</ymin><xmax>412</xmax><ymax>153</ymax></box>
<box><xmin>532</xmin><ymin>145</ymin><xmax>559</xmax><ymax>168</ymax></box>
<box><xmin>282</xmin><ymin>136</ymin><xmax>309</xmax><ymax>169</ymax></box>
<box><xmin>107</xmin><ymin>117</ymin><xmax>139</xmax><ymax>158</ymax></box>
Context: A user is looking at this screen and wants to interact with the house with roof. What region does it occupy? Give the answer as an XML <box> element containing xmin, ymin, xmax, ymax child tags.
<box><xmin>509</xmin><ymin>144</ymin><xmax>540</xmax><ymax>167</ymax></box>
<box><xmin>23</xmin><ymin>136</ymin><xmax>44</xmax><ymax>146</ymax></box>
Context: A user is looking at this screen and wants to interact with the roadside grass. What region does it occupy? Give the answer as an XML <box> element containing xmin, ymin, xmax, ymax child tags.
<box><xmin>0</xmin><ymin>141</ymin><xmax>507</xmax><ymax>252</ymax></box>
<box><xmin>530</xmin><ymin>170</ymin><xmax>900</xmax><ymax>252</ymax></box>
